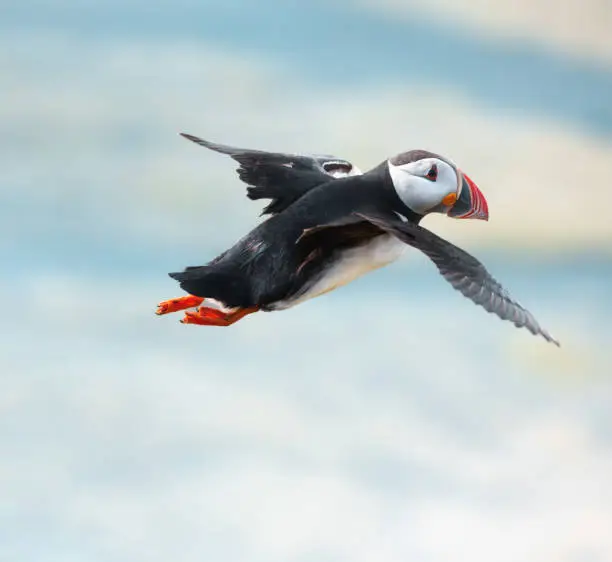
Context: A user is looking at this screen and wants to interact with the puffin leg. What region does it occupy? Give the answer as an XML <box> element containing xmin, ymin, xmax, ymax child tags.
<box><xmin>180</xmin><ymin>305</ymin><xmax>259</xmax><ymax>327</ymax></box>
<box><xmin>156</xmin><ymin>295</ymin><xmax>204</xmax><ymax>315</ymax></box>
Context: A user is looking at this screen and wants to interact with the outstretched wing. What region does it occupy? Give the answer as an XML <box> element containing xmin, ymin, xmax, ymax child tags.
<box><xmin>357</xmin><ymin>214</ymin><xmax>560</xmax><ymax>346</ymax></box>
<box><xmin>180</xmin><ymin>133</ymin><xmax>359</xmax><ymax>215</ymax></box>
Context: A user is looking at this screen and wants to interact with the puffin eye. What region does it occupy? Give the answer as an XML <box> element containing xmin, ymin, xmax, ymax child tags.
<box><xmin>426</xmin><ymin>164</ymin><xmax>438</xmax><ymax>181</ymax></box>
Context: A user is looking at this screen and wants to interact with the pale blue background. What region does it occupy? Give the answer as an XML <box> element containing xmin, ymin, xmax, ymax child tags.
<box><xmin>2</xmin><ymin>1</ymin><xmax>612</xmax><ymax>561</ymax></box>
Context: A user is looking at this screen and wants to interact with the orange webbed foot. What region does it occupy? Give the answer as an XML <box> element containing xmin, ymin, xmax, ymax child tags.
<box><xmin>180</xmin><ymin>305</ymin><xmax>259</xmax><ymax>327</ymax></box>
<box><xmin>155</xmin><ymin>295</ymin><xmax>204</xmax><ymax>316</ymax></box>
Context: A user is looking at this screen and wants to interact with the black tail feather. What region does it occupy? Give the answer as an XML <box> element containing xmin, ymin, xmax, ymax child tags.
<box><xmin>168</xmin><ymin>266</ymin><xmax>207</xmax><ymax>282</ymax></box>
<box><xmin>168</xmin><ymin>266</ymin><xmax>252</xmax><ymax>307</ymax></box>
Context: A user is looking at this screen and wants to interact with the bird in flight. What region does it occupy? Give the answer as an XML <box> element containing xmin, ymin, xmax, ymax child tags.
<box><xmin>156</xmin><ymin>133</ymin><xmax>559</xmax><ymax>346</ymax></box>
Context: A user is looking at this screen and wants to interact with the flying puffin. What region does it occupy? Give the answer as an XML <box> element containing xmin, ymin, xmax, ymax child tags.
<box><xmin>156</xmin><ymin>133</ymin><xmax>559</xmax><ymax>346</ymax></box>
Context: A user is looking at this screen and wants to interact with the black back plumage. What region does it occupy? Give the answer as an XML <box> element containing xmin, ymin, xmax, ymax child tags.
<box><xmin>169</xmin><ymin>164</ymin><xmax>408</xmax><ymax>308</ymax></box>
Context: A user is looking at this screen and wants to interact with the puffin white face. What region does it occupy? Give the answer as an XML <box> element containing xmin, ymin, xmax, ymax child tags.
<box><xmin>388</xmin><ymin>155</ymin><xmax>460</xmax><ymax>215</ymax></box>
<box><xmin>387</xmin><ymin>150</ymin><xmax>489</xmax><ymax>220</ymax></box>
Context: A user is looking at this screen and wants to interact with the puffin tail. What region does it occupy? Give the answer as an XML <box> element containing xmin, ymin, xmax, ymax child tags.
<box><xmin>168</xmin><ymin>266</ymin><xmax>207</xmax><ymax>282</ymax></box>
<box><xmin>168</xmin><ymin>266</ymin><xmax>214</xmax><ymax>296</ymax></box>
<box><xmin>168</xmin><ymin>267</ymin><xmax>250</xmax><ymax>308</ymax></box>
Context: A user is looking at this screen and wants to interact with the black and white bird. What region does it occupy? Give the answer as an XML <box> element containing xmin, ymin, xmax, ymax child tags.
<box><xmin>156</xmin><ymin>133</ymin><xmax>559</xmax><ymax>346</ymax></box>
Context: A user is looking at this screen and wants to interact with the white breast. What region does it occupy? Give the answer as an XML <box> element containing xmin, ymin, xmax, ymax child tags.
<box><xmin>269</xmin><ymin>234</ymin><xmax>406</xmax><ymax>310</ymax></box>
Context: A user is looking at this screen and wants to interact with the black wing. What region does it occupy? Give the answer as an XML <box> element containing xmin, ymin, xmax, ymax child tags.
<box><xmin>357</xmin><ymin>214</ymin><xmax>560</xmax><ymax>346</ymax></box>
<box><xmin>180</xmin><ymin>133</ymin><xmax>356</xmax><ymax>215</ymax></box>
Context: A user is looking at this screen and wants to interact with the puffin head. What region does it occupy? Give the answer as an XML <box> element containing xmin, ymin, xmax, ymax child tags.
<box><xmin>387</xmin><ymin>150</ymin><xmax>488</xmax><ymax>221</ymax></box>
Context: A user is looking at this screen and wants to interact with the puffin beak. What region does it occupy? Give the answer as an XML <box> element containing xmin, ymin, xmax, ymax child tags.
<box><xmin>447</xmin><ymin>171</ymin><xmax>489</xmax><ymax>221</ymax></box>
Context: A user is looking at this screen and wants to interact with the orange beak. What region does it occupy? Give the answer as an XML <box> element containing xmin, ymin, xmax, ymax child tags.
<box><xmin>447</xmin><ymin>171</ymin><xmax>489</xmax><ymax>221</ymax></box>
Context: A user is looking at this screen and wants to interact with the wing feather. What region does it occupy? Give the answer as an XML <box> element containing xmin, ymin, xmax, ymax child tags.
<box><xmin>356</xmin><ymin>214</ymin><xmax>560</xmax><ymax>346</ymax></box>
<box><xmin>180</xmin><ymin>133</ymin><xmax>356</xmax><ymax>215</ymax></box>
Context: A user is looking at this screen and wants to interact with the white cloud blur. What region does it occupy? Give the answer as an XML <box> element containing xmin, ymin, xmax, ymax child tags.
<box><xmin>358</xmin><ymin>0</ymin><xmax>612</xmax><ymax>66</ymax></box>
<box><xmin>1</xmin><ymin>269</ymin><xmax>611</xmax><ymax>562</ymax></box>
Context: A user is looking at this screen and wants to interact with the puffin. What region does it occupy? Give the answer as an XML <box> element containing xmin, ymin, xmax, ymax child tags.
<box><xmin>156</xmin><ymin>133</ymin><xmax>559</xmax><ymax>346</ymax></box>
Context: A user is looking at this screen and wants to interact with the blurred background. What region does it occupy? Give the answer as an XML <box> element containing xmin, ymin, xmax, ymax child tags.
<box><xmin>2</xmin><ymin>1</ymin><xmax>612</xmax><ymax>561</ymax></box>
